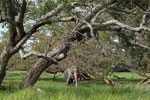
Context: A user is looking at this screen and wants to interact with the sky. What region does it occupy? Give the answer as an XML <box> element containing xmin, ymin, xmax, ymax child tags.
<box><xmin>0</xmin><ymin>24</ymin><xmax>4</xmax><ymax>39</ymax></box>
<box><xmin>0</xmin><ymin>24</ymin><xmax>7</xmax><ymax>32</ymax></box>
<box><xmin>0</xmin><ymin>23</ymin><xmax>8</xmax><ymax>41</ymax></box>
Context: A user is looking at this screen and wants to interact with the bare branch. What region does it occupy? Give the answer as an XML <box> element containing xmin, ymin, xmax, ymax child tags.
<box><xmin>79</xmin><ymin>23</ymin><xmax>121</xmax><ymax>32</ymax></box>
<box><xmin>44</xmin><ymin>37</ymin><xmax>62</xmax><ymax>55</ymax></box>
<box><xmin>81</xmin><ymin>19</ymin><xmax>95</xmax><ymax>39</ymax></box>
<box><xmin>24</xmin><ymin>3</ymin><xmax>64</xmax><ymax>34</ymax></box>
<box><xmin>68</xmin><ymin>3</ymin><xmax>116</xmax><ymax>38</ymax></box>
<box><xmin>19</xmin><ymin>0</ymin><xmax>27</xmax><ymax>24</ymax></box>
<box><xmin>19</xmin><ymin>48</ymin><xmax>58</xmax><ymax>64</ymax></box>
<box><xmin>100</xmin><ymin>19</ymin><xmax>150</xmax><ymax>50</ymax></box>
<box><xmin>140</xmin><ymin>14</ymin><xmax>147</xmax><ymax>27</ymax></box>
<box><xmin>117</xmin><ymin>31</ymin><xmax>150</xmax><ymax>50</ymax></box>
<box><xmin>79</xmin><ymin>19</ymin><xmax>150</xmax><ymax>51</ymax></box>
<box><xmin>17</xmin><ymin>0</ymin><xmax>27</xmax><ymax>38</ymax></box>
<box><xmin>91</xmin><ymin>3</ymin><xmax>116</xmax><ymax>22</ymax></box>
<box><xmin>43</xmin><ymin>3</ymin><xmax>63</xmax><ymax>19</ymax></box>
<box><xmin>80</xmin><ymin>19</ymin><xmax>109</xmax><ymax>56</ymax></box>
<box><xmin>134</xmin><ymin>1</ymin><xmax>146</xmax><ymax>11</ymax></box>
<box><xmin>13</xmin><ymin>16</ymin><xmax>77</xmax><ymax>52</ymax></box>
<box><xmin>103</xmin><ymin>20</ymin><xmax>150</xmax><ymax>32</ymax></box>
<box><xmin>134</xmin><ymin>42</ymin><xmax>150</xmax><ymax>50</ymax></box>
<box><xmin>85</xmin><ymin>4</ymin><xmax>103</xmax><ymax>21</ymax></box>
<box><xmin>85</xmin><ymin>2</ymin><xmax>117</xmax><ymax>21</ymax></box>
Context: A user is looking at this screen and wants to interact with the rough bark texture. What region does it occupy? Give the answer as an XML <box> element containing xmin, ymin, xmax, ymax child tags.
<box><xmin>0</xmin><ymin>46</ymin><xmax>12</xmax><ymax>85</ymax></box>
<box><xmin>21</xmin><ymin>38</ymin><xmax>73</xmax><ymax>88</ymax></box>
<box><xmin>21</xmin><ymin>59</ymin><xmax>51</xmax><ymax>87</ymax></box>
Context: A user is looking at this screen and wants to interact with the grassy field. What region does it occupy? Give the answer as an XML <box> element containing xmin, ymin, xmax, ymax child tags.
<box><xmin>0</xmin><ymin>71</ymin><xmax>150</xmax><ymax>100</ymax></box>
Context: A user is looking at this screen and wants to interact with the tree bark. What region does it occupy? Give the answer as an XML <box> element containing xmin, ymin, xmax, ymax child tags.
<box><xmin>0</xmin><ymin>46</ymin><xmax>12</xmax><ymax>85</ymax></box>
<box><xmin>21</xmin><ymin>58</ymin><xmax>52</xmax><ymax>88</ymax></box>
<box><xmin>21</xmin><ymin>38</ymin><xmax>72</xmax><ymax>88</ymax></box>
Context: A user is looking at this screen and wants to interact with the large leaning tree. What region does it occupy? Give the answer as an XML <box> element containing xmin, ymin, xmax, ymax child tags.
<box><xmin>0</xmin><ymin>0</ymin><xmax>77</xmax><ymax>86</ymax></box>
<box><xmin>0</xmin><ymin>0</ymin><xmax>150</xmax><ymax>88</ymax></box>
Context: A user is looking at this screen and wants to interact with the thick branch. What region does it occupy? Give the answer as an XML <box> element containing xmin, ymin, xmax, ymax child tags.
<box><xmin>103</xmin><ymin>20</ymin><xmax>150</xmax><ymax>32</ymax></box>
<box><xmin>91</xmin><ymin>3</ymin><xmax>116</xmax><ymax>22</ymax></box>
<box><xmin>19</xmin><ymin>0</ymin><xmax>27</xmax><ymax>24</ymax></box>
<box><xmin>7</xmin><ymin>0</ymin><xmax>18</xmax><ymax>47</ymax></box>
<box><xmin>17</xmin><ymin>0</ymin><xmax>27</xmax><ymax>38</ymax></box>
<box><xmin>81</xmin><ymin>19</ymin><xmax>95</xmax><ymax>39</ymax></box>
<box><xmin>44</xmin><ymin>3</ymin><xmax>63</xmax><ymax>19</ymax></box>
<box><xmin>12</xmin><ymin>3</ymin><xmax>76</xmax><ymax>53</ymax></box>
<box><xmin>134</xmin><ymin>42</ymin><xmax>150</xmax><ymax>50</ymax></box>
<box><xmin>12</xmin><ymin>16</ymin><xmax>77</xmax><ymax>52</ymax></box>
<box><xmin>7</xmin><ymin>0</ymin><xmax>16</xmax><ymax>21</ymax></box>
<box><xmin>140</xmin><ymin>14</ymin><xmax>147</xmax><ymax>27</ymax></box>
<box><xmin>101</xmin><ymin>21</ymin><xmax>150</xmax><ymax>50</ymax></box>
<box><xmin>0</xmin><ymin>17</ymin><xmax>16</xmax><ymax>24</ymax></box>
<box><xmin>79</xmin><ymin>20</ymin><xmax>150</xmax><ymax>50</ymax></box>
<box><xmin>19</xmin><ymin>48</ymin><xmax>58</xmax><ymax>64</ymax></box>
<box><xmin>85</xmin><ymin>2</ymin><xmax>116</xmax><ymax>21</ymax></box>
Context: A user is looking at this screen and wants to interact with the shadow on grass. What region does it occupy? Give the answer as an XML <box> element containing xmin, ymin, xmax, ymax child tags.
<box><xmin>4</xmin><ymin>77</ymin><xmax>23</xmax><ymax>81</ymax></box>
<box><xmin>0</xmin><ymin>85</ymin><xmax>20</xmax><ymax>92</ymax></box>
<box><xmin>38</xmin><ymin>78</ymin><xmax>65</xmax><ymax>82</ymax></box>
<box><xmin>38</xmin><ymin>77</ymin><xmax>143</xmax><ymax>86</ymax></box>
<box><xmin>6</xmin><ymin>73</ymin><xmax>26</xmax><ymax>77</ymax></box>
<box><xmin>113</xmin><ymin>79</ymin><xmax>142</xmax><ymax>83</ymax></box>
<box><xmin>2</xmin><ymin>81</ymin><xmax>20</xmax><ymax>85</ymax></box>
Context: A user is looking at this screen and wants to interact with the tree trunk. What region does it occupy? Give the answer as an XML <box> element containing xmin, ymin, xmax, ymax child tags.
<box><xmin>0</xmin><ymin>46</ymin><xmax>12</xmax><ymax>85</ymax></box>
<box><xmin>21</xmin><ymin>35</ymin><xmax>73</xmax><ymax>88</ymax></box>
<box><xmin>21</xmin><ymin>58</ymin><xmax>53</xmax><ymax>88</ymax></box>
<box><xmin>52</xmin><ymin>73</ymin><xmax>57</xmax><ymax>81</ymax></box>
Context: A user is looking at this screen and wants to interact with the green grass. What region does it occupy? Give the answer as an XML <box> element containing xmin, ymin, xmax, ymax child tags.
<box><xmin>0</xmin><ymin>71</ymin><xmax>150</xmax><ymax>100</ymax></box>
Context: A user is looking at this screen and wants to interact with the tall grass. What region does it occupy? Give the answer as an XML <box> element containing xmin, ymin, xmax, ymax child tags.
<box><xmin>0</xmin><ymin>71</ymin><xmax>150</xmax><ymax>100</ymax></box>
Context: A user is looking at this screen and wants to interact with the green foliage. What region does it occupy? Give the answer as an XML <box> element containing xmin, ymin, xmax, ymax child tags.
<box><xmin>0</xmin><ymin>0</ymin><xmax>21</xmax><ymax>16</ymax></box>
<box><xmin>35</xmin><ymin>0</ymin><xmax>57</xmax><ymax>15</ymax></box>
<box><xmin>8</xmin><ymin>53</ymin><xmax>37</xmax><ymax>70</ymax></box>
<box><xmin>100</xmin><ymin>60</ymin><xmax>112</xmax><ymax>73</ymax></box>
<box><xmin>0</xmin><ymin>0</ymin><xmax>9</xmax><ymax>15</ymax></box>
